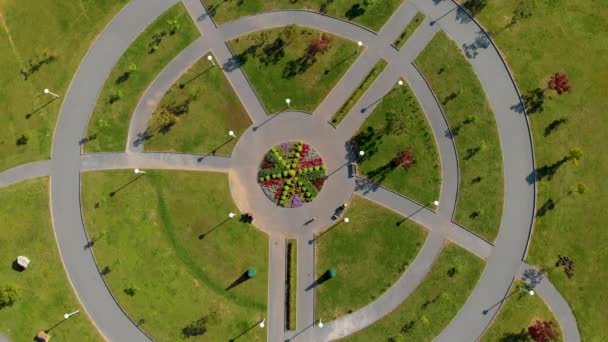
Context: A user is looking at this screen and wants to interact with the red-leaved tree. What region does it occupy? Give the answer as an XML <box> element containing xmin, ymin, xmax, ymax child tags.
<box><xmin>528</xmin><ymin>320</ymin><xmax>558</xmax><ymax>342</ymax></box>
<box><xmin>394</xmin><ymin>148</ymin><xmax>416</xmax><ymax>171</ymax></box>
<box><xmin>547</xmin><ymin>73</ymin><xmax>572</xmax><ymax>95</ymax></box>
<box><xmin>307</xmin><ymin>34</ymin><xmax>331</xmax><ymax>56</ymax></box>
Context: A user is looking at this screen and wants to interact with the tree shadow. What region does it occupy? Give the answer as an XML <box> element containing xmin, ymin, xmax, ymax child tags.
<box><xmin>535</xmin><ymin>198</ymin><xmax>556</xmax><ymax>217</ymax></box>
<box><xmin>510</xmin><ymin>102</ymin><xmax>525</xmax><ymax>114</ymax></box>
<box><xmin>79</xmin><ymin>133</ymin><xmax>98</xmax><ymax>146</ymax></box>
<box><xmin>108</xmin><ymin>174</ymin><xmax>145</xmax><ymax>197</ymax></box>
<box><xmin>522</xmin><ymin>88</ymin><xmax>545</xmax><ymax>114</ymax></box>
<box><xmin>229</xmin><ymin>320</ymin><xmax>261</xmax><ymax>341</ymax></box>
<box><xmin>198</xmin><ymin>218</ymin><xmax>231</xmax><ymax>239</ymax></box>
<box><xmin>179</xmin><ymin>66</ymin><xmax>214</xmax><ymax>89</ymax></box>
<box><xmin>324</xmin><ymin>51</ymin><xmax>358</xmax><ymax>75</ymax></box>
<box><xmin>354</xmin><ymin>177</ymin><xmax>381</xmax><ymax>195</ymax></box>
<box><xmin>133</xmin><ymin>130</ymin><xmax>153</xmax><ymax>148</ymax></box>
<box><xmin>226</xmin><ymin>270</ymin><xmax>253</xmax><ymax>291</ymax></box>
<box><xmin>344</xmin><ymin>4</ymin><xmax>365</xmax><ymax>20</ymax></box>
<box><xmin>25</xmin><ymin>97</ymin><xmax>58</xmax><ymax>119</ymax></box>
<box><xmin>462</xmin><ymin>30</ymin><xmax>491</xmax><ymax>59</ymax></box>
<box><xmin>499</xmin><ymin>329</ymin><xmax>531</xmax><ymax>342</ymax></box>
<box><xmin>526</xmin><ymin>158</ymin><xmax>566</xmax><ymax>184</ymax></box>
<box><xmin>197</xmin><ymin>137</ymin><xmax>234</xmax><ymax>162</ymax></box>
<box><xmin>305</xmin><ymin>270</ymin><xmax>334</xmax><ymax>291</ymax></box>
<box><xmin>544</xmin><ymin>117</ymin><xmax>568</xmax><ymax>137</ymax></box>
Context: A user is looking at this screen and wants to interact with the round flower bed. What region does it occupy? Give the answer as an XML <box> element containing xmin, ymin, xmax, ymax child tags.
<box><xmin>258</xmin><ymin>141</ymin><xmax>327</xmax><ymax>208</ymax></box>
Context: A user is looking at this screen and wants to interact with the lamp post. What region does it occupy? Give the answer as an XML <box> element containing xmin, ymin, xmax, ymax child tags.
<box><xmin>285</xmin><ymin>98</ymin><xmax>291</xmax><ymax>108</ymax></box>
<box><xmin>64</xmin><ymin>310</ymin><xmax>80</xmax><ymax>320</ymax></box>
<box><xmin>398</xmin><ymin>80</ymin><xmax>404</xmax><ymax>86</ymax></box>
<box><xmin>229</xmin><ymin>212</ymin><xmax>236</xmax><ymax>219</ymax></box>
<box><xmin>359</xmin><ymin>150</ymin><xmax>365</xmax><ymax>157</ymax></box>
<box><xmin>207</xmin><ymin>55</ymin><xmax>215</xmax><ymax>66</ymax></box>
<box><xmin>344</xmin><ymin>217</ymin><xmax>350</xmax><ymax>223</ymax></box>
<box><xmin>318</xmin><ymin>318</ymin><xmax>324</xmax><ymax>328</ymax></box>
<box><xmin>43</xmin><ymin>88</ymin><xmax>60</xmax><ymax>98</ymax></box>
<box><xmin>433</xmin><ymin>200</ymin><xmax>439</xmax><ymax>207</ymax></box>
<box><xmin>357</xmin><ymin>41</ymin><xmax>363</xmax><ymax>50</ymax></box>
<box><xmin>134</xmin><ymin>168</ymin><xmax>146</xmax><ymax>174</ymax></box>
<box><xmin>229</xmin><ymin>130</ymin><xmax>236</xmax><ymax>138</ymax></box>
<box><xmin>259</xmin><ymin>318</ymin><xmax>265</xmax><ymax>328</ymax></box>
<box><xmin>520</xmin><ymin>287</ymin><xmax>535</xmax><ymax>296</ymax></box>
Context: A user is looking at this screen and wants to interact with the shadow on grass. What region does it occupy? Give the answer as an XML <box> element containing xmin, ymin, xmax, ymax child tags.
<box><xmin>226</xmin><ymin>270</ymin><xmax>253</xmax><ymax>291</ymax></box>
<box><xmin>179</xmin><ymin>66</ymin><xmax>214</xmax><ymax>89</ymax></box>
<box><xmin>197</xmin><ymin>137</ymin><xmax>235</xmax><ymax>162</ymax></box>
<box><xmin>25</xmin><ymin>97</ymin><xmax>59</xmax><ymax>119</ymax></box>
<box><xmin>108</xmin><ymin>174</ymin><xmax>145</xmax><ymax>197</ymax></box>
<box><xmin>229</xmin><ymin>320</ymin><xmax>261</xmax><ymax>341</ymax></box>
<box><xmin>198</xmin><ymin>217</ymin><xmax>231</xmax><ymax>239</ymax></box>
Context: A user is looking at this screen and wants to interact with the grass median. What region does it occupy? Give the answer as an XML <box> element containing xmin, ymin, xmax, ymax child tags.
<box><xmin>315</xmin><ymin>196</ymin><xmax>427</xmax><ymax>321</ymax></box>
<box><xmin>81</xmin><ymin>170</ymin><xmax>268</xmax><ymax>341</ymax></box>
<box><xmin>416</xmin><ymin>32</ymin><xmax>503</xmax><ymax>241</ymax></box>
<box><xmin>144</xmin><ymin>54</ymin><xmax>252</xmax><ymax>155</ymax></box>
<box><xmin>228</xmin><ymin>25</ymin><xmax>360</xmax><ymax>114</ymax></box>
<box><xmin>353</xmin><ymin>79</ymin><xmax>441</xmax><ymax>205</ymax></box>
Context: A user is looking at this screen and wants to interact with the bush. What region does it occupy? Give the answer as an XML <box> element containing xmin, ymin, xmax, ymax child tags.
<box><xmin>0</xmin><ymin>284</ymin><xmax>22</xmax><ymax>309</ymax></box>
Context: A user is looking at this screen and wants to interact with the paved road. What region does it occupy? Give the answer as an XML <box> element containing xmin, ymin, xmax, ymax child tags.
<box><xmin>0</xmin><ymin>0</ymin><xmax>580</xmax><ymax>341</ymax></box>
<box><xmin>49</xmin><ymin>0</ymin><xmax>178</xmax><ymax>341</ymax></box>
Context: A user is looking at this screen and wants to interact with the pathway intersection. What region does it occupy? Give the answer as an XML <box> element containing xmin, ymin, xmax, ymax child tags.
<box><xmin>0</xmin><ymin>0</ymin><xmax>580</xmax><ymax>341</ymax></box>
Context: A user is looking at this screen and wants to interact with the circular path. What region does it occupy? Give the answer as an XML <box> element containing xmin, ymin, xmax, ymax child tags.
<box><xmin>0</xmin><ymin>0</ymin><xmax>580</xmax><ymax>341</ymax></box>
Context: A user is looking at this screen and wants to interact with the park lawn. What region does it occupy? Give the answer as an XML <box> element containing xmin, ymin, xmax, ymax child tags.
<box><xmin>0</xmin><ymin>0</ymin><xmax>128</xmax><ymax>172</ymax></box>
<box><xmin>354</xmin><ymin>79</ymin><xmax>441</xmax><ymax>205</ymax></box>
<box><xmin>393</xmin><ymin>12</ymin><xmax>425</xmax><ymax>49</ymax></box>
<box><xmin>416</xmin><ymin>32</ymin><xmax>503</xmax><ymax>241</ymax></box>
<box><xmin>84</xmin><ymin>3</ymin><xmax>200</xmax><ymax>153</ymax></box>
<box><xmin>472</xmin><ymin>1</ymin><xmax>608</xmax><ymax>339</ymax></box>
<box><xmin>287</xmin><ymin>239</ymin><xmax>297</xmax><ymax>331</ymax></box>
<box><xmin>342</xmin><ymin>243</ymin><xmax>484</xmax><ymax>342</ymax></box>
<box><xmin>228</xmin><ymin>25</ymin><xmax>360</xmax><ymax>114</ymax></box>
<box><xmin>0</xmin><ymin>178</ymin><xmax>102</xmax><ymax>342</ymax></box>
<box><xmin>144</xmin><ymin>55</ymin><xmax>251</xmax><ymax>155</ymax></box>
<box><xmin>482</xmin><ymin>281</ymin><xmax>563</xmax><ymax>341</ymax></box>
<box><xmin>202</xmin><ymin>0</ymin><xmax>402</xmax><ymax>31</ymax></box>
<box><xmin>331</xmin><ymin>59</ymin><xmax>387</xmax><ymax>125</ymax></box>
<box><xmin>315</xmin><ymin>196</ymin><xmax>428</xmax><ymax>320</ymax></box>
<box><xmin>81</xmin><ymin>170</ymin><xmax>268</xmax><ymax>341</ymax></box>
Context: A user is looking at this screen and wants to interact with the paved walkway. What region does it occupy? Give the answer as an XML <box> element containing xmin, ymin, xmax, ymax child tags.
<box><xmin>518</xmin><ymin>263</ymin><xmax>581</xmax><ymax>342</ymax></box>
<box><xmin>0</xmin><ymin>0</ymin><xmax>581</xmax><ymax>341</ymax></box>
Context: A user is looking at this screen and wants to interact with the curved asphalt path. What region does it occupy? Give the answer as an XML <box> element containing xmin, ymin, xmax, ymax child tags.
<box><xmin>0</xmin><ymin>0</ymin><xmax>579</xmax><ymax>341</ymax></box>
<box><xmin>49</xmin><ymin>0</ymin><xmax>178</xmax><ymax>340</ymax></box>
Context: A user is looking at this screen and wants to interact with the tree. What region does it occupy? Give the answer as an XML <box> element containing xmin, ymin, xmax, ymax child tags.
<box><xmin>0</xmin><ymin>284</ymin><xmax>22</xmax><ymax>309</ymax></box>
<box><xmin>510</xmin><ymin>0</ymin><xmax>533</xmax><ymax>26</ymax></box>
<box><xmin>528</xmin><ymin>320</ymin><xmax>558</xmax><ymax>342</ymax></box>
<box><xmin>150</xmin><ymin>108</ymin><xmax>177</xmax><ymax>134</ymax></box>
<box><xmin>385</xmin><ymin>110</ymin><xmax>407</xmax><ymax>135</ymax></box>
<box><xmin>570</xmin><ymin>182</ymin><xmax>589</xmax><ymax>195</ymax></box>
<box><xmin>565</xmin><ymin>148</ymin><xmax>583</xmax><ymax>165</ymax></box>
<box><xmin>307</xmin><ymin>33</ymin><xmax>331</xmax><ymax>56</ymax></box>
<box><xmin>166</xmin><ymin>18</ymin><xmax>181</xmax><ymax>35</ymax></box>
<box><xmin>555</xmin><ymin>255</ymin><xmax>575</xmax><ymax>279</ymax></box>
<box><xmin>547</xmin><ymin>73</ymin><xmax>572</xmax><ymax>95</ymax></box>
<box><xmin>463</xmin><ymin>0</ymin><xmax>487</xmax><ymax>15</ymax></box>
<box><xmin>394</xmin><ymin>149</ymin><xmax>416</xmax><ymax>171</ymax></box>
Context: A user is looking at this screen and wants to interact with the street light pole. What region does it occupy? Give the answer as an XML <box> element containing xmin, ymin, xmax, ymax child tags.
<box><xmin>318</xmin><ymin>318</ymin><xmax>324</xmax><ymax>328</ymax></box>
<box><xmin>134</xmin><ymin>168</ymin><xmax>146</xmax><ymax>174</ymax></box>
<box><xmin>64</xmin><ymin>310</ymin><xmax>80</xmax><ymax>319</ymax></box>
<box><xmin>44</xmin><ymin>88</ymin><xmax>60</xmax><ymax>98</ymax></box>
<box><xmin>207</xmin><ymin>55</ymin><xmax>215</xmax><ymax>66</ymax></box>
<box><xmin>259</xmin><ymin>318</ymin><xmax>265</xmax><ymax>328</ymax></box>
<box><xmin>229</xmin><ymin>212</ymin><xmax>236</xmax><ymax>219</ymax></box>
<box><xmin>229</xmin><ymin>130</ymin><xmax>236</xmax><ymax>138</ymax></box>
<box><xmin>285</xmin><ymin>98</ymin><xmax>291</xmax><ymax>108</ymax></box>
<box><xmin>357</xmin><ymin>41</ymin><xmax>363</xmax><ymax>50</ymax></box>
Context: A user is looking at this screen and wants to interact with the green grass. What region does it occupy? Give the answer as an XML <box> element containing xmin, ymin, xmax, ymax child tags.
<box><xmin>482</xmin><ymin>281</ymin><xmax>563</xmax><ymax>342</ymax></box>
<box><xmin>228</xmin><ymin>25</ymin><xmax>360</xmax><ymax>114</ymax></box>
<box><xmin>84</xmin><ymin>3</ymin><xmax>200</xmax><ymax>153</ymax></box>
<box><xmin>202</xmin><ymin>0</ymin><xmax>403</xmax><ymax>31</ymax></box>
<box><xmin>0</xmin><ymin>178</ymin><xmax>102</xmax><ymax>342</ymax></box>
<box><xmin>144</xmin><ymin>55</ymin><xmax>252</xmax><ymax>155</ymax></box>
<box><xmin>342</xmin><ymin>243</ymin><xmax>485</xmax><ymax>342</ymax></box>
<box><xmin>393</xmin><ymin>12</ymin><xmax>426</xmax><ymax>49</ymax></box>
<box><xmin>287</xmin><ymin>239</ymin><xmax>297</xmax><ymax>331</ymax></box>
<box><xmin>472</xmin><ymin>1</ymin><xmax>608</xmax><ymax>339</ymax></box>
<box><xmin>355</xmin><ymin>79</ymin><xmax>441</xmax><ymax>205</ymax></box>
<box><xmin>331</xmin><ymin>59</ymin><xmax>388</xmax><ymax>124</ymax></box>
<box><xmin>416</xmin><ymin>32</ymin><xmax>503</xmax><ymax>241</ymax></box>
<box><xmin>0</xmin><ymin>0</ymin><xmax>128</xmax><ymax>172</ymax></box>
<box><xmin>316</xmin><ymin>196</ymin><xmax>428</xmax><ymax>320</ymax></box>
<box><xmin>81</xmin><ymin>170</ymin><xmax>268</xmax><ymax>341</ymax></box>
